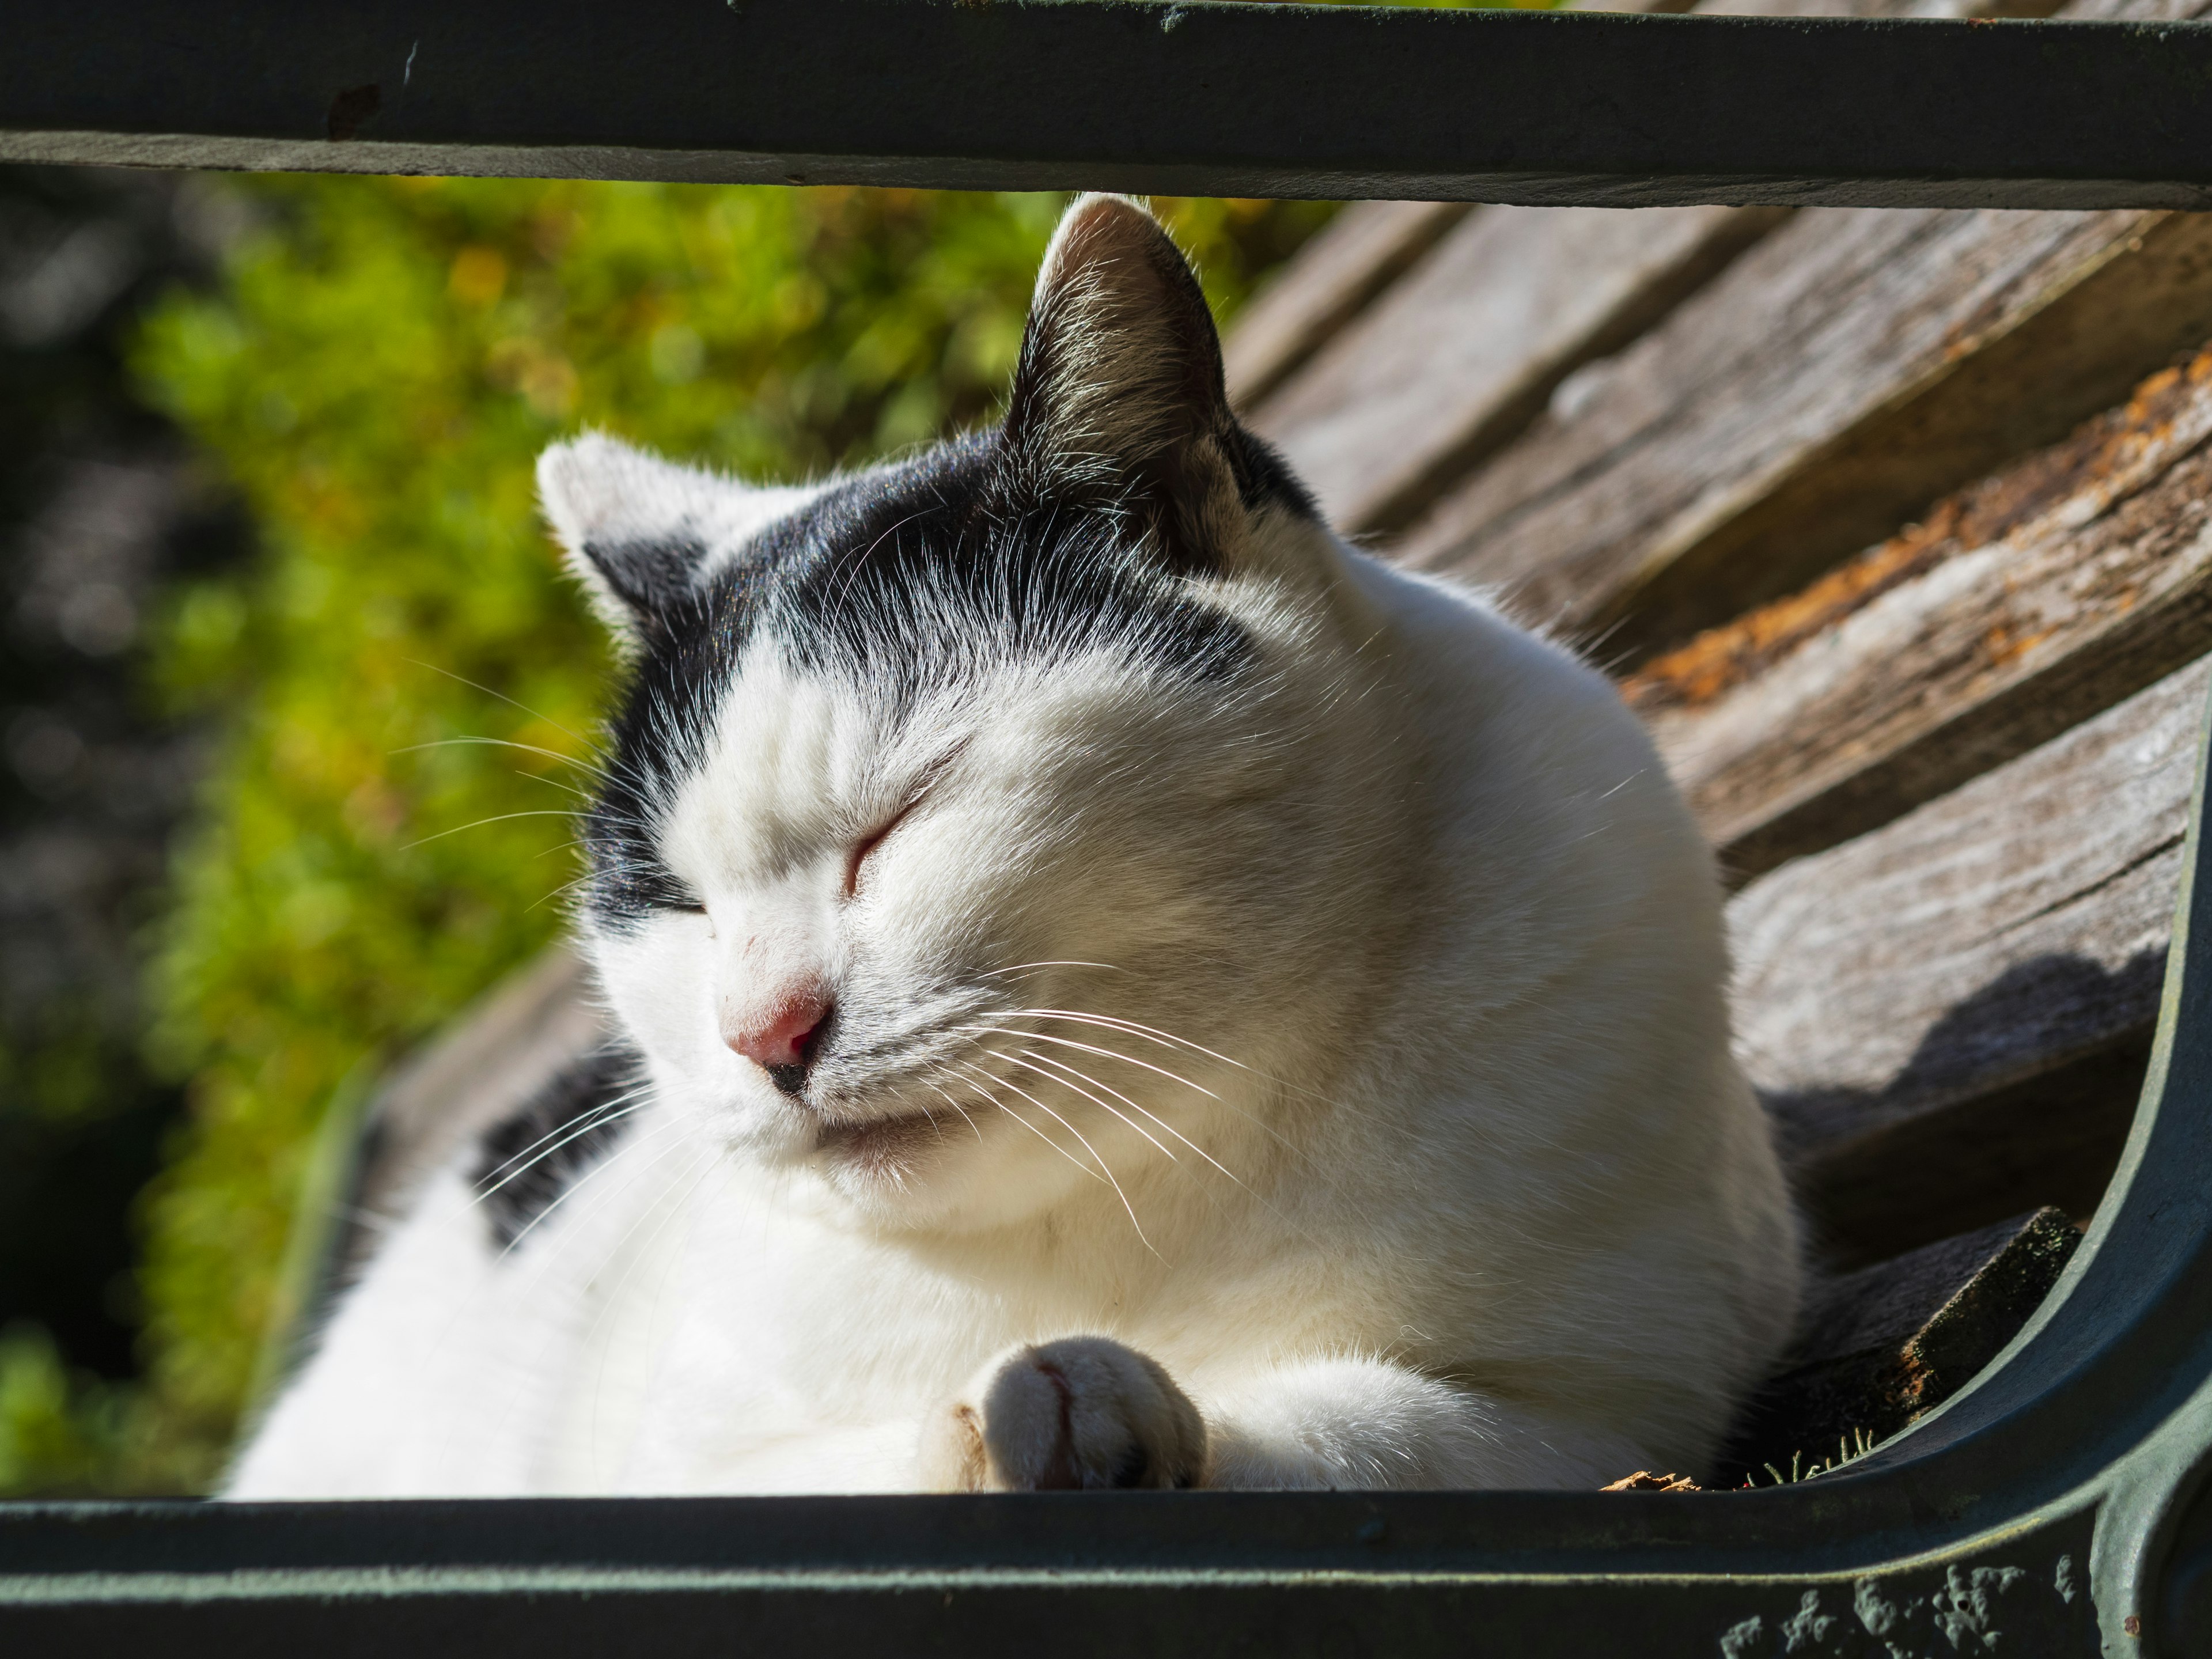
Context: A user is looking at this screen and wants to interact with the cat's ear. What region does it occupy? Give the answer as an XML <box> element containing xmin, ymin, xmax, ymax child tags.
<box><xmin>537</xmin><ymin>433</ymin><xmax>814</xmax><ymax>641</ymax></box>
<box><xmin>1002</xmin><ymin>195</ymin><xmax>1280</xmax><ymax>569</ymax></box>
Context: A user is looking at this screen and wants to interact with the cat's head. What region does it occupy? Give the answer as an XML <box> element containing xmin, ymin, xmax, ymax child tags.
<box><xmin>539</xmin><ymin>196</ymin><xmax>1388</xmax><ymax>1231</ymax></box>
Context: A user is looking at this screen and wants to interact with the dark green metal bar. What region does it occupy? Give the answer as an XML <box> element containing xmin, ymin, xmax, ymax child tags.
<box><xmin>6</xmin><ymin>0</ymin><xmax>2212</xmax><ymax>209</ymax></box>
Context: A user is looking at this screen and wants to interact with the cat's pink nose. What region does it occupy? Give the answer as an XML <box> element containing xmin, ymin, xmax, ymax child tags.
<box><xmin>726</xmin><ymin>984</ymin><xmax>832</xmax><ymax>1075</ymax></box>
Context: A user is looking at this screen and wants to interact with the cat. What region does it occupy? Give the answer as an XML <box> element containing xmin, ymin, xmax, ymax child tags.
<box><xmin>226</xmin><ymin>194</ymin><xmax>1801</xmax><ymax>1498</ymax></box>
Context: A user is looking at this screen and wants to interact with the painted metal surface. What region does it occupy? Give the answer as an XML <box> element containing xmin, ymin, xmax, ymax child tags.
<box><xmin>6</xmin><ymin>0</ymin><xmax>2212</xmax><ymax>209</ymax></box>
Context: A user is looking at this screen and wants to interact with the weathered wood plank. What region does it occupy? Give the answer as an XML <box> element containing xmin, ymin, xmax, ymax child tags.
<box><xmin>1729</xmin><ymin>655</ymin><xmax>2205</xmax><ymax>1266</ymax></box>
<box><xmin>1716</xmin><ymin>1208</ymin><xmax>2081</xmax><ymax>1483</ymax></box>
<box><xmin>1221</xmin><ymin>201</ymin><xmax>1472</xmax><ymax>413</ymax></box>
<box><xmin>1240</xmin><ymin>0</ymin><xmax>2066</xmax><ymax>537</ymax></box>
<box><xmin>1389</xmin><ymin>0</ymin><xmax>2212</xmax><ymax>662</ymax></box>
<box><xmin>1630</xmin><ymin>348</ymin><xmax>2212</xmax><ymax>881</ymax></box>
<box><xmin>1249</xmin><ymin>200</ymin><xmax>1786</xmax><ymax>535</ymax></box>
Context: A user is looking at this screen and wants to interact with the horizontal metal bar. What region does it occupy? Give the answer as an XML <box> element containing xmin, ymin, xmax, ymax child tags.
<box><xmin>6</xmin><ymin>0</ymin><xmax>2212</xmax><ymax>209</ymax></box>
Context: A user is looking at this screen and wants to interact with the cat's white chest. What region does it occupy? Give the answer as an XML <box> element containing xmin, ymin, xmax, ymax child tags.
<box><xmin>593</xmin><ymin>1162</ymin><xmax>1010</xmax><ymax>1494</ymax></box>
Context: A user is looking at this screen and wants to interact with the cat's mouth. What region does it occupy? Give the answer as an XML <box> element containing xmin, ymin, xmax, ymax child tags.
<box><xmin>811</xmin><ymin>1105</ymin><xmax>959</xmax><ymax>1168</ymax></box>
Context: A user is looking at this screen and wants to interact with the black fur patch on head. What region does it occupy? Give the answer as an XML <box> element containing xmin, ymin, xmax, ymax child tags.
<box><xmin>579</xmin><ymin>418</ymin><xmax>1296</xmax><ymax>930</ymax></box>
<box><xmin>472</xmin><ymin>1043</ymin><xmax>643</xmax><ymax>1250</ymax></box>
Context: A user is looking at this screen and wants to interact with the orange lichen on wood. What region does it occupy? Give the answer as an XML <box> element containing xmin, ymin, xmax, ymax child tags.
<box><xmin>1623</xmin><ymin>346</ymin><xmax>2212</xmax><ymax>714</ymax></box>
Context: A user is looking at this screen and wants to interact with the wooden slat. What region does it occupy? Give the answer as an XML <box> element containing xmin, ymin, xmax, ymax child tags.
<box><xmin>1717</xmin><ymin>1209</ymin><xmax>2081</xmax><ymax>1482</ymax></box>
<box><xmin>1728</xmin><ymin>654</ymin><xmax>2205</xmax><ymax>1266</ymax></box>
<box><xmin>1248</xmin><ymin>200</ymin><xmax>1786</xmax><ymax>535</ymax></box>
<box><xmin>1630</xmin><ymin>349</ymin><xmax>2212</xmax><ymax>881</ymax></box>
<box><xmin>1241</xmin><ymin>0</ymin><xmax>2065</xmax><ymax>538</ymax></box>
<box><xmin>1386</xmin><ymin>0</ymin><xmax>2212</xmax><ymax>664</ymax></box>
<box><xmin>1221</xmin><ymin>200</ymin><xmax>1471</xmax><ymax>412</ymax></box>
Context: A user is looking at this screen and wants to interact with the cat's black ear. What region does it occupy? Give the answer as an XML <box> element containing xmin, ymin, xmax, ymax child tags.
<box><xmin>1003</xmin><ymin>195</ymin><xmax>1284</xmax><ymax>570</ymax></box>
<box><xmin>537</xmin><ymin>433</ymin><xmax>805</xmax><ymax>643</ymax></box>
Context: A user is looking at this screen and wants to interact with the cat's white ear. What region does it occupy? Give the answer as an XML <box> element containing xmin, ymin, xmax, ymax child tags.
<box><xmin>537</xmin><ymin>433</ymin><xmax>817</xmax><ymax>640</ymax></box>
<box><xmin>1003</xmin><ymin>197</ymin><xmax>1233</xmax><ymax>512</ymax></box>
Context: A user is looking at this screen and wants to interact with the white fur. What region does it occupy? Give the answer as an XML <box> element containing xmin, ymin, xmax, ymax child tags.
<box><xmin>230</xmin><ymin>201</ymin><xmax>1800</xmax><ymax>1500</ymax></box>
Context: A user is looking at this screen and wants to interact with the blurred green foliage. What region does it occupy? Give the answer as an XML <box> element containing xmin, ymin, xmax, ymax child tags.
<box><xmin>0</xmin><ymin>177</ymin><xmax>1331</xmax><ymax>1493</ymax></box>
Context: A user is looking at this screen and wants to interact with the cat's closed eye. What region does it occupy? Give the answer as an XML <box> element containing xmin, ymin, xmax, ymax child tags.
<box><xmin>845</xmin><ymin>801</ymin><xmax>919</xmax><ymax>897</ymax></box>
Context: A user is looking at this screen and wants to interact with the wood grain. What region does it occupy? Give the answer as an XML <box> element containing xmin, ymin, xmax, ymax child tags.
<box><xmin>1728</xmin><ymin>655</ymin><xmax>2206</xmax><ymax>1264</ymax></box>
<box><xmin>1249</xmin><ymin>201</ymin><xmax>1785</xmax><ymax>535</ymax></box>
<box><xmin>1631</xmin><ymin>349</ymin><xmax>2212</xmax><ymax>881</ymax></box>
<box><xmin>1716</xmin><ymin>1208</ymin><xmax>2080</xmax><ymax>1482</ymax></box>
<box><xmin>1391</xmin><ymin>0</ymin><xmax>2212</xmax><ymax>661</ymax></box>
<box><xmin>1241</xmin><ymin>0</ymin><xmax>2063</xmax><ymax>538</ymax></box>
<box><xmin>1221</xmin><ymin>200</ymin><xmax>1471</xmax><ymax>412</ymax></box>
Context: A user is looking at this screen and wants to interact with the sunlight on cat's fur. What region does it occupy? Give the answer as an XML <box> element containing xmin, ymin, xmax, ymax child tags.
<box><xmin>228</xmin><ymin>195</ymin><xmax>1801</xmax><ymax>1497</ymax></box>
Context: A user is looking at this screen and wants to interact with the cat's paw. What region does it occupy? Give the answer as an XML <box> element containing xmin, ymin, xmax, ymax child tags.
<box><xmin>921</xmin><ymin>1336</ymin><xmax>1207</xmax><ymax>1491</ymax></box>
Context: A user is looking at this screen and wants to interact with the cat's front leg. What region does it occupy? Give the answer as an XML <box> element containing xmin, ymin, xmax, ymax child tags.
<box><xmin>1200</xmin><ymin>1354</ymin><xmax>1655</xmax><ymax>1491</ymax></box>
<box><xmin>920</xmin><ymin>1336</ymin><xmax>1207</xmax><ymax>1491</ymax></box>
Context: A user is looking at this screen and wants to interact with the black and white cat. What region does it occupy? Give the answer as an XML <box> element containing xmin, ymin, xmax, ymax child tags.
<box><xmin>229</xmin><ymin>195</ymin><xmax>1800</xmax><ymax>1497</ymax></box>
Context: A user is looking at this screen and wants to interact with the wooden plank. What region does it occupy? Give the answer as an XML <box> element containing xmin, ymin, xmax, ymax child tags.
<box><xmin>1240</xmin><ymin>0</ymin><xmax>2063</xmax><ymax>537</ymax></box>
<box><xmin>1630</xmin><ymin>347</ymin><xmax>2212</xmax><ymax>881</ymax></box>
<box><xmin>1221</xmin><ymin>201</ymin><xmax>1472</xmax><ymax>412</ymax></box>
<box><xmin>1728</xmin><ymin>655</ymin><xmax>2206</xmax><ymax>1267</ymax></box>
<box><xmin>1248</xmin><ymin>200</ymin><xmax>1786</xmax><ymax>535</ymax></box>
<box><xmin>1715</xmin><ymin>1209</ymin><xmax>2081</xmax><ymax>1483</ymax></box>
<box><xmin>1388</xmin><ymin>0</ymin><xmax>2212</xmax><ymax>662</ymax></box>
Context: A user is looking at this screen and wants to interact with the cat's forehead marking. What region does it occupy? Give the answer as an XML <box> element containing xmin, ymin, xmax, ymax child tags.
<box><xmin>584</xmin><ymin>434</ymin><xmax>1258</xmax><ymax>929</ymax></box>
<box><xmin>713</xmin><ymin>436</ymin><xmax>1254</xmax><ymax>688</ymax></box>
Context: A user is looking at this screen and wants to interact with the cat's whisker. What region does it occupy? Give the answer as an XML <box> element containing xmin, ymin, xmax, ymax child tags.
<box><xmin>994</xmin><ymin>1049</ymin><xmax>1177</xmax><ymax>1164</ymax></box>
<box><xmin>407</xmin><ymin>660</ymin><xmax>673</xmax><ymax>816</ymax></box>
<box><xmin>943</xmin><ymin>1059</ymin><xmax>1113</xmax><ymax>1195</ymax></box>
<box><xmin>400</xmin><ymin>808</ymin><xmax>579</xmax><ymax>852</ymax></box>
<box><xmin>1009</xmin><ymin>1046</ymin><xmax>1259</xmax><ymax>1196</ymax></box>
<box><xmin>404</xmin><ymin>659</ymin><xmax>609</xmax><ymax>759</ymax></box>
<box><xmin>473</xmin><ymin>1084</ymin><xmax>649</xmax><ymax>1184</ymax></box>
<box><xmin>999</xmin><ymin>1006</ymin><xmax>1251</xmax><ymax>1078</ymax></box>
<box><xmin>494</xmin><ymin>1112</ymin><xmax>698</xmax><ymax>1264</ymax></box>
<box><xmin>915</xmin><ymin>1067</ymin><xmax>989</xmax><ymax>1143</ymax></box>
<box><xmin>988</xmin><ymin>1009</ymin><xmax>1324</xmax><ymax>1169</ymax></box>
<box><xmin>980</xmin><ymin>960</ymin><xmax>1127</xmax><ymax>980</ymax></box>
<box><xmin>955</xmin><ymin>1024</ymin><xmax>1222</xmax><ymax>1101</ymax></box>
<box><xmin>944</xmin><ymin>1058</ymin><xmax>1081</xmax><ymax>1165</ymax></box>
<box><xmin>991</xmin><ymin>1079</ymin><xmax>1159</xmax><ymax>1256</ymax></box>
<box><xmin>957</xmin><ymin>1056</ymin><xmax>1157</xmax><ymax>1256</ymax></box>
<box><xmin>392</xmin><ymin>735</ymin><xmax>609</xmax><ymax>785</ymax></box>
<box><xmin>471</xmin><ymin>1086</ymin><xmax>654</xmax><ymax>1197</ymax></box>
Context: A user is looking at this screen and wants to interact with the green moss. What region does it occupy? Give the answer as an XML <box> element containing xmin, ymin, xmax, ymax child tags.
<box><xmin>107</xmin><ymin>178</ymin><xmax>1334</xmax><ymax>1490</ymax></box>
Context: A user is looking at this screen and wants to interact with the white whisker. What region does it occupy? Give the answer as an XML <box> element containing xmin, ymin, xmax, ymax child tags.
<box><xmin>474</xmin><ymin>1084</ymin><xmax>653</xmax><ymax>1188</ymax></box>
<box><xmin>955</xmin><ymin>1056</ymin><xmax>1156</xmax><ymax>1255</ymax></box>
<box><xmin>995</xmin><ymin>1048</ymin><xmax>1177</xmax><ymax>1163</ymax></box>
<box><xmin>1010</xmin><ymin>1046</ymin><xmax>1258</xmax><ymax>1195</ymax></box>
